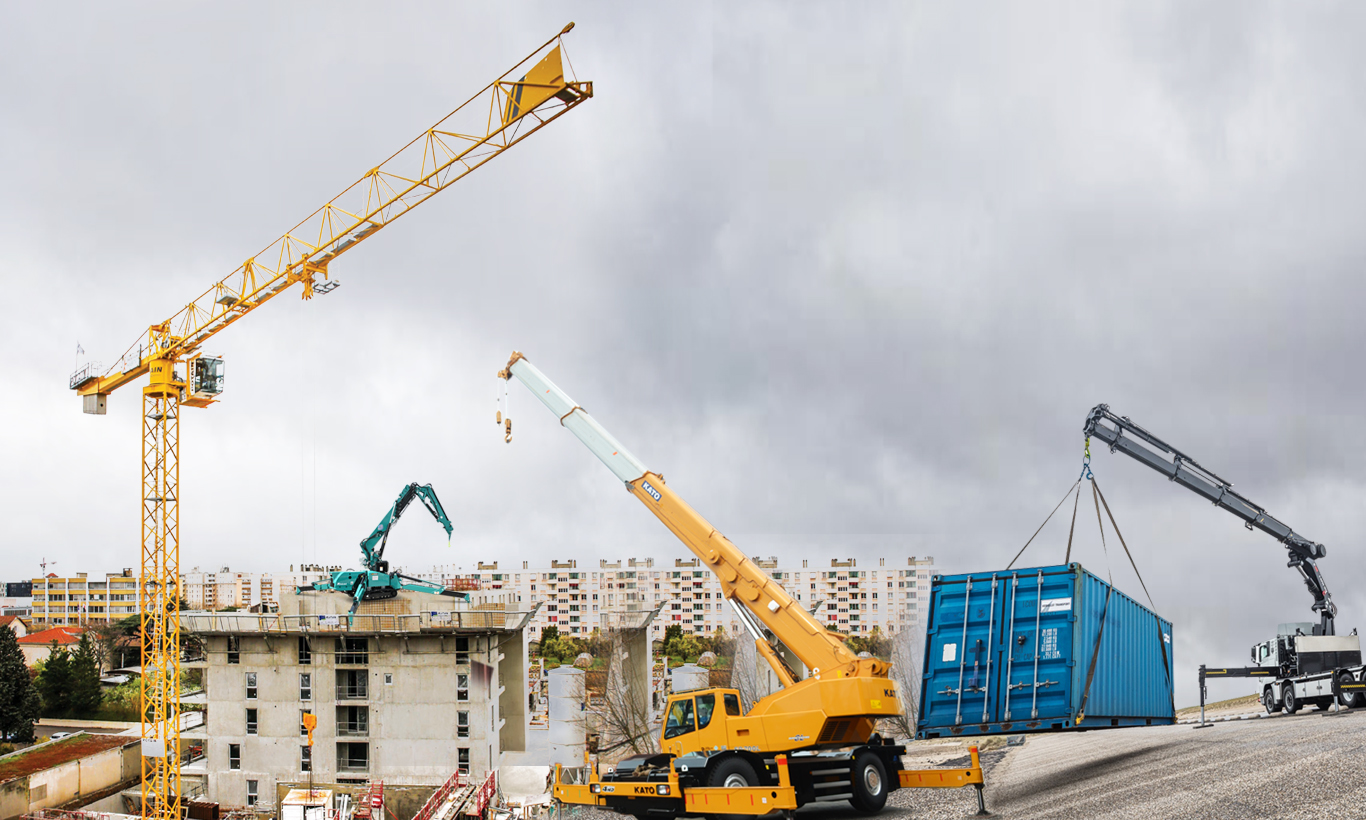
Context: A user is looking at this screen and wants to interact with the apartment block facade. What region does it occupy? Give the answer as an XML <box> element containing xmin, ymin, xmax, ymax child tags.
<box><xmin>29</xmin><ymin>571</ymin><xmax>138</xmax><ymax>627</ymax></box>
<box><xmin>424</xmin><ymin>555</ymin><xmax>935</xmax><ymax>642</ymax></box>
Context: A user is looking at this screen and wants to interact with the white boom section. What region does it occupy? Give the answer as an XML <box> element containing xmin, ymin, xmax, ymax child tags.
<box><xmin>508</xmin><ymin>357</ymin><xmax>648</xmax><ymax>486</ymax></box>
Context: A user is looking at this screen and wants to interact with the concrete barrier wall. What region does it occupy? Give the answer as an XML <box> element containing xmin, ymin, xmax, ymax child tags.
<box><xmin>0</xmin><ymin>741</ymin><xmax>139</xmax><ymax>820</ymax></box>
<box><xmin>0</xmin><ymin>781</ymin><xmax>28</xmax><ymax>820</ymax></box>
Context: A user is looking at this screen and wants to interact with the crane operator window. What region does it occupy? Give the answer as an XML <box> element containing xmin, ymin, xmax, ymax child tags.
<box><xmin>695</xmin><ymin>694</ymin><xmax>716</xmax><ymax>729</ymax></box>
<box><xmin>723</xmin><ymin>693</ymin><xmax>741</xmax><ymax>716</ymax></box>
<box><xmin>664</xmin><ymin>699</ymin><xmax>696</xmax><ymax>739</ymax></box>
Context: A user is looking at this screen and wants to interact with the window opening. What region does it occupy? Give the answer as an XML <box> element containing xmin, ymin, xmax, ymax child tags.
<box><xmin>664</xmin><ymin>699</ymin><xmax>695</xmax><ymax>739</ymax></box>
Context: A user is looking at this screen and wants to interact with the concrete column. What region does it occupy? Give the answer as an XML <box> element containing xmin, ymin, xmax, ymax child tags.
<box><xmin>499</xmin><ymin>629</ymin><xmax>527</xmax><ymax>753</ymax></box>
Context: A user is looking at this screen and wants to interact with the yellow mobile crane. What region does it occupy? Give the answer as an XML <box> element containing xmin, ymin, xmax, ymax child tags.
<box><xmin>67</xmin><ymin>30</ymin><xmax>591</xmax><ymax>820</ymax></box>
<box><xmin>498</xmin><ymin>352</ymin><xmax>987</xmax><ymax>817</ymax></box>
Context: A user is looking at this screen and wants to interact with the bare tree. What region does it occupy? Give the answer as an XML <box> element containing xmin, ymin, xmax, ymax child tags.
<box><xmin>887</xmin><ymin>621</ymin><xmax>926</xmax><ymax>741</ymax></box>
<box><xmin>590</xmin><ymin>626</ymin><xmax>655</xmax><ymax>758</ymax></box>
<box><xmin>731</xmin><ymin>638</ymin><xmax>765</xmax><ymax>713</ymax></box>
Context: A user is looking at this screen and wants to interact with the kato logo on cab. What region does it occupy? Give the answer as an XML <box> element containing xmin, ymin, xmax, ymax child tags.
<box><xmin>641</xmin><ymin>481</ymin><xmax>662</xmax><ymax>502</ymax></box>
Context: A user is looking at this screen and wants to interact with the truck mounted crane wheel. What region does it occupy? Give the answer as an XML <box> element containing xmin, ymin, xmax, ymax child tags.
<box><xmin>708</xmin><ymin>757</ymin><xmax>759</xmax><ymax>790</ymax></box>
<box><xmin>1282</xmin><ymin>683</ymin><xmax>1300</xmax><ymax>714</ymax></box>
<box><xmin>1262</xmin><ymin>686</ymin><xmax>1282</xmax><ymax>715</ymax></box>
<box><xmin>849</xmin><ymin>752</ymin><xmax>889</xmax><ymax>814</ymax></box>
<box><xmin>1338</xmin><ymin>670</ymin><xmax>1366</xmax><ymax>708</ymax></box>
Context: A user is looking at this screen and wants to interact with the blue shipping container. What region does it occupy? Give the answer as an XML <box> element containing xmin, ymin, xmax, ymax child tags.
<box><xmin>917</xmin><ymin>563</ymin><xmax>1174</xmax><ymax>739</ymax></box>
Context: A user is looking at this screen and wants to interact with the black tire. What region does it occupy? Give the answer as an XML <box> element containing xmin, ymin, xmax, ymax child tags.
<box><xmin>849</xmin><ymin>752</ymin><xmax>889</xmax><ymax>815</ymax></box>
<box><xmin>1339</xmin><ymin>670</ymin><xmax>1366</xmax><ymax>708</ymax></box>
<box><xmin>1283</xmin><ymin>683</ymin><xmax>1299</xmax><ymax>714</ymax></box>
<box><xmin>1263</xmin><ymin>687</ymin><xmax>1282</xmax><ymax>715</ymax></box>
<box><xmin>705</xmin><ymin>758</ymin><xmax>759</xmax><ymax>820</ymax></box>
<box><xmin>707</xmin><ymin>755</ymin><xmax>759</xmax><ymax>789</ymax></box>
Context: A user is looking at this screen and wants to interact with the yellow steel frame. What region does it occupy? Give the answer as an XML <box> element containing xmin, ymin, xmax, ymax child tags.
<box><xmin>73</xmin><ymin>26</ymin><xmax>591</xmax><ymax>820</ymax></box>
<box><xmin>140</xmin><ymin>377</ymin><xmax>181</xmax><ymax>819</ymax></box>
<box><xmin>553</xmin><ymin>748</ymin><xmax>987</xmax><ymax>814</ymax></box>
<box><xmin>77</xmin><ymin>24</ymin><xmax>591</xmax><ymax>399</ymax></box>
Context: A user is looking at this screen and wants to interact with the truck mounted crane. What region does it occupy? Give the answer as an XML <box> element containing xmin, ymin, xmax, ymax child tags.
<box><xmin>66</xmin><ymin>28</ymin><xmax>591</xmax><ymax>820</ymax></box>
<box><xmin>299</xmin><ymin>482</ymin><xmax>466</xmax><ymax>612</ymax></box>
<box><xmin>499</xmin><ymin>352</ymin><xmax>989</xmax><ymax>818</ymax></box>
<box><xmin>1083</xmin><ymin>404</ymin><xmax>1366</xmax><ymax>716</ymax></box>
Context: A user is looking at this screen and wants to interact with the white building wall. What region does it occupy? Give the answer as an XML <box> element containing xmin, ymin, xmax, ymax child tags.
<box><xmin>425</xmin><ymin>556</ymin><xmax>935</xmax><ymax>642</ymax></box>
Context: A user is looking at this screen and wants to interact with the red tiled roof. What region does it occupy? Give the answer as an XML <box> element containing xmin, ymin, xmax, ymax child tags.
<box><xmin>0</xmin><ymin>616</ymin><xmax>26</xmax><ymax>628</ymax></box>
<box><xmin>16</xmin><ymin>626</ymin><xmax>85</xmax><ymax>646</ymax></box>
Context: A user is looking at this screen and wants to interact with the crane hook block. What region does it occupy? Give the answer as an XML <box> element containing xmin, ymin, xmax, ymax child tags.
<box><xmin>505</xmin><ymin>418</ymin><xmax>513</xmax><ymax>444</ymax></box>
<box><xmin>496</xmin><ymin>410</ymin><xmax>502</xmax><ymax>424</ymax></box>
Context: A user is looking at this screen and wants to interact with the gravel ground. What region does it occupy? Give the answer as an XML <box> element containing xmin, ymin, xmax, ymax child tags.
<box><xmin>550</xmin><ymin>707</ymin><xmax>1366</xmax><ymax>820</ymax></box>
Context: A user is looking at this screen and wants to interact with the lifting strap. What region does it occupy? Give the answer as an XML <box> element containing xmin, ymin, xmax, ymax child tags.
<box><xmin>1076</xmin><ymin>584</ymin><xmax>1112</xmax><ymax>724</ymax></box>
<box><xmin>1092</xmin><ymin>479</ymin><xmax>1175</xmax><ymax>715</ymax></box>
<box><xmin>1063</xmin><ymin>481</ymin><xmax>1082</xmax><ymax>564</ymax></box>
<box><xmin>1007</xmin><ymin>479</ymin><xmax>1080</xmax><ymax>570</ymax></box>
<box><xmin>1092</xmin><ymin>478</ymin><xmax>1154</xmax><ymax>610</ymax></box>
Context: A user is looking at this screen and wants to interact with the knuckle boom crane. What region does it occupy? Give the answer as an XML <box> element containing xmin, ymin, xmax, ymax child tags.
<box><xmin>499</xmin><ymin>352</ymin><xmax>990</xmax><ymax>817</ymax></box>
<box><xmin>1083</xmin><ymin>404</ymin><xmax>1365</xmax><ymax>715</ymax></box>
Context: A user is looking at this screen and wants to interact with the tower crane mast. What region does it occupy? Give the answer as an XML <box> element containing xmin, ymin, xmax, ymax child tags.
<box><xmin>68</xmin><ymin>28</ymin><xmax>591</xmax><ymax>820</ymax></box>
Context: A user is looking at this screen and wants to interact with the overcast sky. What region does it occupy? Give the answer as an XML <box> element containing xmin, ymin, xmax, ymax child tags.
<box><xmin>4</xmin><ymin>2</ymin><xmax>1366</xmax><ymax>705</ymax></box>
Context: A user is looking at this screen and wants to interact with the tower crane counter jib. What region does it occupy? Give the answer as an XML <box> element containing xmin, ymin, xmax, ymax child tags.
<box><xmin>500</xmin><ymin>351</ymin><xmax>990</xmax><ymax>818</ymax></box>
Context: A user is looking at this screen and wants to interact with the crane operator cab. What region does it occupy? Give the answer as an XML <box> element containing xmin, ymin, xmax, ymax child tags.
<box><xmin>661</xmin><ymin>689</ymin><xmax>743</xmax><ymax>758</ymax></box>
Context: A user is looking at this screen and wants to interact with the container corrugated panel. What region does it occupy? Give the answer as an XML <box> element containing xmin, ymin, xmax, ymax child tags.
<box><xmin>917</xmin><ymin>563</ymin><xmax>1174</xmax><ymax>739</ymax></box>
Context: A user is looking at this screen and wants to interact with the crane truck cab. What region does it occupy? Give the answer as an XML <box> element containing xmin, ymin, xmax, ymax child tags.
<box><xmin>1252</xmin><ymin>623</ymin><xmax>1364</xmax><ymax>714</ymax></box>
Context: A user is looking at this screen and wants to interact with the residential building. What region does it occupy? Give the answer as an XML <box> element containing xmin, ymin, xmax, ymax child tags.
<box><xmin>28</xmin><ymin>572</ymin><xmax>137</xmax><ymax>628</ymax></box>
<box><xmin>17</xmin><ymin>626</ymin><xmax>87</xmax><ymax>666</ymax></box>
<box><xmin>181</xmin><ymin>590</ymin><xmax>532</xmax><ymax>808</ymax></box>
<box><xmin>424</xmin><ymin>555</ymin><xmax>935</xmax><ymax>643</ymax></box>
<box><xmin>0</xmin><ymin>615</ymin><xmax>30</xmax><ymax>639</ymax></box>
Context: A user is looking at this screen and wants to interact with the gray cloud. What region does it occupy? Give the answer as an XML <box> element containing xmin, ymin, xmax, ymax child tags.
<box><xmin>4</xmin><ymin>2</ymin><xmax>1366</xmax><ymax>706</ymax></box>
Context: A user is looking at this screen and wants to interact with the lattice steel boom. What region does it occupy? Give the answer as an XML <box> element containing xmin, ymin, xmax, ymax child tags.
<box><xmin>69</xmin><ymin>25</ymin><xmax>591</xmax><ymax>820</ymax></box>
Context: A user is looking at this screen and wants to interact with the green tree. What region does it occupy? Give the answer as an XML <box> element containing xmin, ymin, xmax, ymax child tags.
<box><xmin>540</xmin><ymin>625</ymin><xmax>561</xmax><ymax>647</ymax></box>
<box><xmin>37</xmin><ymin>643</ymin><xmax>73</xmax><ymax>717</ymax></box>
<box><xmin>667</xmin><ymin>634</ymin><xmax>702</xmax><ymax>662</ymax></box>
<box><xmin>663</xmin><ymin>624</ymin><xmax>683</xmax><ymax>646</ymax></box>
<box><xmin>0</xmin><ymin>625</ymin><xmax>40</xmax><ymax>741</ymax></box>
<box><xmin>69</xmin><ymin>633</ymin><xmax>103</xmax><ymax>717</ymax></box>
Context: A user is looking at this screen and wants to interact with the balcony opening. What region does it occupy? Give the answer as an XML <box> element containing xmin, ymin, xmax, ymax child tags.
<box><xmin>337</xmin><ymin>742</ymin><xmax>369</xmax><ymax>774</ymax></box>
<box><xmin>337</xmin><ymin>705</ymin><xmax>368</xmax><ymax>737</ymax></box>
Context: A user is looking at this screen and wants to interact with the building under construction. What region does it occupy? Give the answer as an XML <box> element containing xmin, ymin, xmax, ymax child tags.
<box><xmin>181</xmin><ymin>591</ymin><xmax>534</xmax><ymax>810</ymax></box>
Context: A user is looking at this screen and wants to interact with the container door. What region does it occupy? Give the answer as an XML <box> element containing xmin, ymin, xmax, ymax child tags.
<box><xmin>921</xmin><ymin>573</ymin><xmax>1008</xmax><ymax>728</ymax></box>
<box><xmin>999</xmin><ymin>568</ymin><xmax>1076</xmax><ymax>725</ymax></box>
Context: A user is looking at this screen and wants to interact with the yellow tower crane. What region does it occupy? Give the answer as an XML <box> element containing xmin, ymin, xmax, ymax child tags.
<box><xmin>69</xmin><ymin>26</ymin><xmax>591</xmax><ymax>820</ymax></box>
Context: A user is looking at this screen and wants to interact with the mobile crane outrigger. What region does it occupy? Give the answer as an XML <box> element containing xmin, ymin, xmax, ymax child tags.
<box><xmin>1083</xmin><ymin>404</ymin><xmax>1366</xmax><ymax>715</ymax></box>
<box><xmin>499</xmin><ymin>352</ymin><xmax>989</xmax><ymax>817</ymax></box>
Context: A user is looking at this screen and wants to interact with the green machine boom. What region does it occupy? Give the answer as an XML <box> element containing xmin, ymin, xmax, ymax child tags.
<box><xmin>300</xmin><ymin>482</ymin><xmax>465</xmax><ymax>612</ymax></box>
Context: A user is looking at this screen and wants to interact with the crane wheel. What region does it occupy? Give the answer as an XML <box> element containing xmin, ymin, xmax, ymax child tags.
<box><xmin>849</xmin><ymin>752</ymin><xmax>888</xmax><ymax>815</ymax></box>
<box><xmin>1262</xmin><ymin>687</ymin><xmax>1281</xmax><ymax>715</ymax></box>
<box><xmin>1338</xmin><ymin>670</ymin><xmax>1366</xmax><ymax>709</ymax></box>
<box><xmin>1282</xmin><ymin>683</ymin><xmax>1300</xmax><ymax>715</ymax></box>
<box><xmin>705</xmin><ymin>757</ymin><xmax>760</xmax><ymax>820</ymax></box>
<box><xmin>707</xmin><ymin>757</ymin><xmax>758</xmax><ymax>790</ymax></box>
